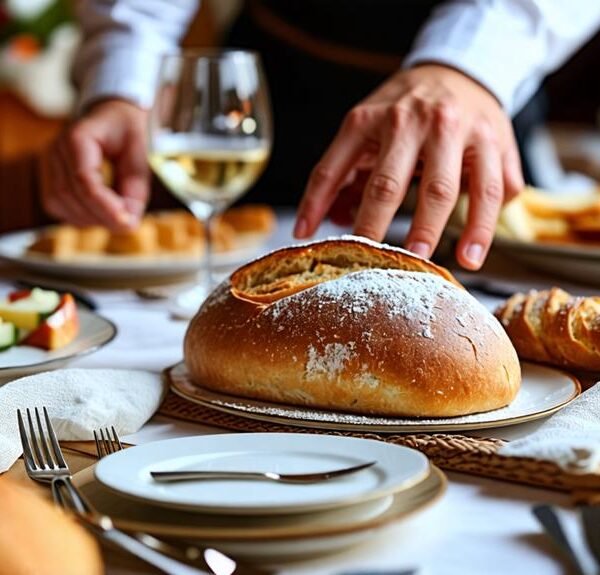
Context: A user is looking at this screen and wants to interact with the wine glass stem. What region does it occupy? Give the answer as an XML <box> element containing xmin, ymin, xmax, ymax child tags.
<box><xmin>203</xmin><ymin>213</ymin><xmax>216</xmax><ymax>291</ymax></box>
<box><xmin>189</xmin><ymin>202</ymin><xmax>217</xmax><ymax>295</ymax></box>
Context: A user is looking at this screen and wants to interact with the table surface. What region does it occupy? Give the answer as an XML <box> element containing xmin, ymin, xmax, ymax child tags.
<box><xmin>0</xmin><ymin>213</ymin><xmax>589</xmax><ymax>575</ymax></box>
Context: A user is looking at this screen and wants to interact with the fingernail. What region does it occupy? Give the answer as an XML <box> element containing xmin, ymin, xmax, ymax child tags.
<box><xmin>465</xmin><ymin>243</ymin><xmax>484</xmax><ymax>266</ymax></box>
<box><xmin>407</xmin><ymin>241</ymin><xmax>430</xmax><ymax>258</ymax></box>
<box><xmin>117</xmin><ymin>210</ymin><xmax>136</xmax><ymax>228</ymax></box>
<box><xmin>294</xmin><ymin>217</ymin><xmax>308</xmax><ymax>238</ymax></box>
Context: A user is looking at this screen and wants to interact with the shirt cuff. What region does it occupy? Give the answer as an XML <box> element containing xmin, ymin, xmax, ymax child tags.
<box><xmin>75</xmin><ymin>47</ymin><xmax>164</xmax><ymax>115</ymax></box>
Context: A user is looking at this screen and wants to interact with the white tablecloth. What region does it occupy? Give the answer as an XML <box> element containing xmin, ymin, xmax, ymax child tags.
<box><xmin>1</xmin><ymin>214</ymin><xmax>583</xmax><ymax>575</ymax></box>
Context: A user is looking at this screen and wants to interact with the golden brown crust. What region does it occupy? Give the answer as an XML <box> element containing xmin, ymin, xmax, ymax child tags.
<box><xmin>0</xmin><ymin>479</ymin><xmax>103</xmax><ymax>575</ymax></box>
<box><xmin>185</xmin><ymin>238</ymin><xmax>521</xmax><ymax>417</ymax></box>
<box><xmin>230</xmin><ymin>236</ymin><xmax>462</xmax><ymax>304</ymax></box>
<box><xmin>495</xmin><ymin>287</ymin><xmax>600</xmax><ymax>371</ymax></box>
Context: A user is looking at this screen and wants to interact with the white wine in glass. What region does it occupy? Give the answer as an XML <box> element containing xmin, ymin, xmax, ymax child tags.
<box><xmin>148</xmin><ymin>50</ymin><xmax>272</xmax><ymax>309</ymax></box>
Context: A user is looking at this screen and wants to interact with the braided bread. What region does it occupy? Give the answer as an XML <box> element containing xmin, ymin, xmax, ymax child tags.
<box><xmin>495</xmin><ymin>288</ymin><xmax>600</xmax><ymax>371</ymax></box>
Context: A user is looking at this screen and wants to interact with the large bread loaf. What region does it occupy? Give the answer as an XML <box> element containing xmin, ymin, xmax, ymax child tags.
<box><xmin>184</xmin><ymin>237</ymin><xmax>521</xmax><ymax>417</ymax></box>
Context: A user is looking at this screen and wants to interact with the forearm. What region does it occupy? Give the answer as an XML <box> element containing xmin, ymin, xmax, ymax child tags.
<box><xmin>74</xmin><ymin>0</ymin><xmax>199</xmax><ymax>113</ymax></box>
<box><xmin>403</xmin><ymin>0</ymin><xmax>600</xmax><ymax>116</ymax></box>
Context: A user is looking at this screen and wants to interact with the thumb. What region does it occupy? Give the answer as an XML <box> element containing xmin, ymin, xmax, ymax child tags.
<box><xmin>115</xmin><ymin>131</ymin><xmax>150</xmax><ymax>224</ymax></box>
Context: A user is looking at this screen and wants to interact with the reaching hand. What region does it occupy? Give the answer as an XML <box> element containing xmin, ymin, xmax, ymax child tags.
<box><xmin>294</xmin><ymin>64</ymin><xmax>524</xmax><ymax>270</ymax></box>
<box><xmin>40</xmin><ymin>100</ymin><xmax>149</xmax><ymax>230</ymax></box>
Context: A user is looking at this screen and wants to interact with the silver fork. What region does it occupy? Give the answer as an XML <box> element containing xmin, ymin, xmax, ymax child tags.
<box><xmin>93</xmin><ymin>425</ymin><xmax>123</xmax><ymax>457</ymax></box>
<box><xmin>17</xmin><ymin>408</ymin><xmax>213</xmax><ymax>575</ymax></box>
<box><xmin>17</xmin><ymin>407</ymin><xmax>71</xmax><ymax>483</ymax></box>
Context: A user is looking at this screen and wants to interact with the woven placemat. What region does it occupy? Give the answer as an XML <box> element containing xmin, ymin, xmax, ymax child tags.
<box><xmin>158</xmin><ymin>390</ymin><xmax>600</xmax><ymax>495</ymax></box>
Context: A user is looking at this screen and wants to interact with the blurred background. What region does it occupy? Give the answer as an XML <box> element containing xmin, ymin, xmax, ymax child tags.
<box><xmin>2</xmin><ymin>0</ymin><xmax>600</xmax><ymax>234</ymax></box>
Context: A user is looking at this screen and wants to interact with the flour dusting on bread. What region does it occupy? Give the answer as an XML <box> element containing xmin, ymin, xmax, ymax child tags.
<box><xmin>185</xmin><ymin>237</ymin><xmax>521</xmax><ymax>417</ymax></box>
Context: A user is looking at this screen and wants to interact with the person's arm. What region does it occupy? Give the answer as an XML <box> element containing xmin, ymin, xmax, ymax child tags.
<box><xmin>403</xmin><ymin>0</ymin><xmax>600</xmax><ymax>116</ymax></box>
<box><xmin>296</xmin><ymin>1</ymin><xmax>600</xmax><ymax>270</ymax></box>
<box><xmin>41</xmin><ymin>0</ymin><xmax>198</xmax><ymax>230</ymax></box>
<box><xmin>74</xmin><ymin>0</ymin><xmax>199</xmax><ymax>113</ymax></box>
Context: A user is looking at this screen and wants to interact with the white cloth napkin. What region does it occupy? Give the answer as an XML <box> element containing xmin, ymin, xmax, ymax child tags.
<box><xmin>0</xmin><ymin>368</ymin><xmax>166</xmax><ymax>473</ymax></box>
<box><xmin>499</xmin><ymin>383</ymin><xmax>600</xmax><ymax>474</ymax></box>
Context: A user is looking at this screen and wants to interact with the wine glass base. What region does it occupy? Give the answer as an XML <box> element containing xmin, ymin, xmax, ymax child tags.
<box><xmin>168</xmin><ymin>285</ymin><xmax>212</xmax><ymax>320</ymax></box>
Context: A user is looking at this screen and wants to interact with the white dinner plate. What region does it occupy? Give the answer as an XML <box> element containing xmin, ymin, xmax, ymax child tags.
<box><xmin>76</xmin><ymin>464</ymin><xmax>445</xmax><ymax>560</ymax></box>
<box><xmin>445</xmin><ymin>225</ymin><xmax>600</xmax><ymax>286</ymax></box>
<box><xmin>0</xmin><ymin>308</ymin><xmax>117</xmax><ymax>383</ymax></box>
<box><xmin>94</xmin><ymin>433</ymin><xmax>430</xmax><ymax>514</ymax></box>
<box><xmin>168</xmin><ymin>362</ymin><xmax>580</xmax><ymax>432</ymax></box>
<box><xmin>0</xmin><ymin>228</ymin><xmax>269</xmax><ymax>280</ymax></box>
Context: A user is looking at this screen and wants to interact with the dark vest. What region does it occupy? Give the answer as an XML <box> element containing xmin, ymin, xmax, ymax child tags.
<box><xmin>228</xmin><ymin>0</ymin><xmax>442</xmax><ymax>205</ymax></box>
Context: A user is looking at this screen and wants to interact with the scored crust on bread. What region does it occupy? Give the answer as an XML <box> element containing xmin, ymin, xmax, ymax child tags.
<box><xmin>495</xmin><ymin>287</ymin><xmax>600</xmax><ymax>371</ymax></box>
<box><xmin>185</xmin><ymin>237</ymin><xmax>521</xmax><ymax>418</ymax></box>
<box><xmin>230</xmin><ymin>235</ymin><xmax>461</xmax><ymax>304</ymax></box>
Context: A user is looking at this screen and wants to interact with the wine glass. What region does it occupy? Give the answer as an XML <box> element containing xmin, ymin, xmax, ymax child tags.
<box><xmin>147</xmin><ymin>50</ymin><xmax>272</xmax><ymax>309</ymax></box>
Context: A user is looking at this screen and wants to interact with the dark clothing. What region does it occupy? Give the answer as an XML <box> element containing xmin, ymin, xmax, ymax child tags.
<box><xmin>228</xmin><ymin>1</ymin><xmax>440</xmax><ymax>206</ymax></box>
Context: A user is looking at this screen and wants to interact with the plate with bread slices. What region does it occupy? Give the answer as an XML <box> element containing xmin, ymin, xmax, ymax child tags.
<box><xmin>168</xmin><ymin>237</ymin><xmax>580</xmax><ymax>433</ymax></box>
<box><xmin>450</xmin><ymin>186</ymin><xmax>600</xmax><ymax>285</ymax></box>
<box><xmin>0</xmin><ymin>205</ymin><xmax>275</xmax><ymax>281</ymax></box>
<box><xmin>0</xmin><ymin>287</ymin><xmax>116</xmax><ymax>383</ymax></box>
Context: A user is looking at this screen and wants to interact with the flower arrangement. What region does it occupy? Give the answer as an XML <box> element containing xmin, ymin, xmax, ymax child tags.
<box><xmin>0</xmin><ymin>0</ymin><xmax>79</xmax><ymax>116</ymax></box>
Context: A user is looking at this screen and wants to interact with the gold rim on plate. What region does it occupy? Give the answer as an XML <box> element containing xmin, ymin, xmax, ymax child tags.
<box><xmin>166</xmin><ymin>362</ymin><xmax>581</xmax><ymax>433</ymax></box>
<box><xmin>73</xmin><ymin>464</ymin><xmax>446</xmax><ymax>542</ymax></box>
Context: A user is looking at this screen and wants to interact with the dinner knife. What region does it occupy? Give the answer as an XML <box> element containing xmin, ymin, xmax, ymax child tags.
<box><xmin>533</xmin><ymin>504</ymin><xmax>597</xmax><ymax>575</ymax></box>
<box><xmin>581</xmin><ymin>506</ymin><xmax>600</xmax><ymax>569</ymax></box>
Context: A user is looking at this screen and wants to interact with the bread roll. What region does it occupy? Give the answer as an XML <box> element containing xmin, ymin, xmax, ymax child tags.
<box><xmin>0</xmin><ymin>479</ymin><xmax>103</xmax><ymax>575</ymax></box>
<box><xmin>495</xmin><ymin>288</ymin><xmax>600</xmax><ymax>371</ymax></box>
<box><xmin>184</xmin><ymin>237</ymin><xmax>521</xmax><ymax>417</ymax></box>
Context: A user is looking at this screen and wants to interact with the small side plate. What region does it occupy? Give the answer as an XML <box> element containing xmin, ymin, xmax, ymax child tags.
<box><xmin>0</xmin><ymin>309</ymin><xmax>117</xmax><ymax>384</ymax></box>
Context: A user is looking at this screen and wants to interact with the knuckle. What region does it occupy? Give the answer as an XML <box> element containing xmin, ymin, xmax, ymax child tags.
<box><xmin>480</xmin><ymin>181</ymin><xmax>504</xmax><ymax>204</ymax></box>
<box><xmin>309</xmin><ymin>163</ymin><xmax>336</xmax><ymax>187</ymax></box>
<box><xmin>423</xmin><ymin>178</ymin><xmax>456</xmax><ymax>204</ymax></box>
<box><xmin>409</xmin><ymin>223</ymin><xmax>439</xmax><ymax>244</ymax></box>
<box><xmin>344</xmin><ymin>106</ymin><xmax>370</xmax><ymax>130</ymax></box>
<box><xmin>368</xmin><ymin>173</ymin><xmax>401</xmax><ymax>203</ymax></box>
<box><xmin>431</xmin><ymin>101</ymin><xmax>459</xmax><ymax>134</ymax></box>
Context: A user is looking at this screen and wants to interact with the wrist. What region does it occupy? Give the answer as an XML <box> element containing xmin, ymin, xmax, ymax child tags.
<box><xmin>78</xmin><ymin>97</ymin><xmax>147</xmax><ymax>119</ymax></box>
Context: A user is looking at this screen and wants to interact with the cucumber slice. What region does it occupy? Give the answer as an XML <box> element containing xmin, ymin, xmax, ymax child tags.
<box><xmin>0</xmin><ymin>321</ymin><xmax>18</xmax><ymax>352</ymax></box>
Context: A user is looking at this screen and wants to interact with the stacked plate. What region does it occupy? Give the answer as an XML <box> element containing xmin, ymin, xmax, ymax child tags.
<box><xmin>73</xmin><ymin>433</ymin><xmax>445</xmax><ymax>561</ymax></box>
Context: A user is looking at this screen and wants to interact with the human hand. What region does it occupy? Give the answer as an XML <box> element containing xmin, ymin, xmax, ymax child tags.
<box><xmin>40</xmin><ymin>100</ymin><xmax>149</xmax><ymax>230</ymax></box>
<box><xmin>294</xmin><ymin>64</ymin><xmax>524</xmax><ymax>270</ymax></box>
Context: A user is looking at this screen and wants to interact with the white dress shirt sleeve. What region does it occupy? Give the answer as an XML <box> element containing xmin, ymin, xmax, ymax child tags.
<box><xmin>403</xmin><ymin>1</ymin><xmax>600</xmax><ymax>116</ymax></box>
<box><xmin>73</xmin><ymin>0</ymin><xmax>199</xmax><ymax>113</ymax></box>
